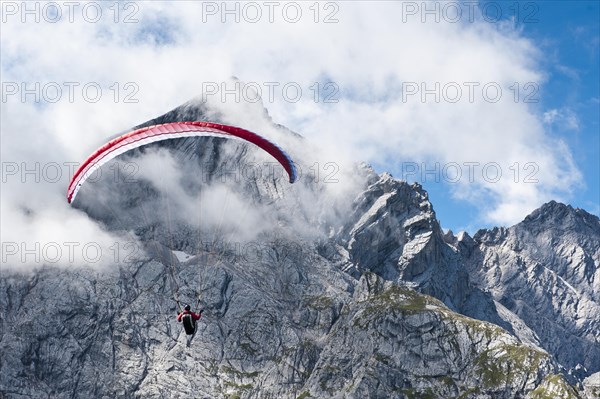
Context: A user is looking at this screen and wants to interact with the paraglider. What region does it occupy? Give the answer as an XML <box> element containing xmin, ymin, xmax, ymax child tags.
<box><xmin>177</xmin><ymin>303</ymin><xmax>204</xmax><ymax>347</ymax></box>
<box><xmin>66</xmin><ymin>121</ymin><xmax>298</xmax><ymax>204</ymax></box>
<box><xmin>66</xmin><ymin>120</ymin><xmax>298</xmax><ymax>345</ymax></box>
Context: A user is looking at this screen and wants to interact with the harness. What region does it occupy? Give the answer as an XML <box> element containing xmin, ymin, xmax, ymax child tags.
<box><xmin>181</xmin><ymin>312</ymin><xmax>197</xmax><ymax>335</ymax></box>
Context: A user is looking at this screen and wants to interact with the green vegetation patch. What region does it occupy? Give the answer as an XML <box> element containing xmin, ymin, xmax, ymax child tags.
<box><xmin>457</xmin><ymin>386</ymin><xmax>481</xmax><ymax>398</ymax></box>
<box><xmin>296</xmin><ymin>391</ymin><xmax>312</xmax><ymax>399</ymax></box>
<box><xmin>474</xmin><ymin>344</ymin><xmax>548</xmax><ymax>389</ymax></box>
<box><xmin>353</xmin><ymin>285</ymin><xmax>445</xmax><ymax>328</ymax></box>
<box><xmin>528</xmin><ymin>374</ymin><xmax>581</xmax><ymax>399</ymax></box>
<box><xmin>401</xmin><ymin>387</ymin><xmax>436</xmax><ymax>399</ymax></box>
<box><xmin>438</xmin><ymin>306</ymin><xmax>505</xmax><ymax>340</ymax></box>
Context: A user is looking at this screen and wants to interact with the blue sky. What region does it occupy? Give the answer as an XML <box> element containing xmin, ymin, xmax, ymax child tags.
<box><xmin>416</xmin><ymin>1</ymin><xmax>599</xmax><ymax>232</ymax></box>
<box><xmin>532</xmin><ymin>1</ymin><xmax>599</xmax><ymax>214</ymax></box>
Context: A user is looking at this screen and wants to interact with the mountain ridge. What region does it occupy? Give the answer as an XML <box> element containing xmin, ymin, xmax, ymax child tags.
<box><xmin>1</xmin><ymin>98</ymin><xmax>598</xmax><ymax>398</ymax></box>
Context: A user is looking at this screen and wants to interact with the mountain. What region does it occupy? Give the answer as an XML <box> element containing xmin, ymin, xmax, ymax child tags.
<box><xmin>1</xmin><ymin>98</ymin><xmax>598</xmax><ymax>398</ymax></box>
<box><xmin>458</xmin><ymin>201</ymin><xmax>600</xmax><ymax>376</ymax></box>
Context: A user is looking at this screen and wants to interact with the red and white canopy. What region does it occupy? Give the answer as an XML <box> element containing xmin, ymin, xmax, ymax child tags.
<box><xmin>67</xmin><ymin>121</ymin><xmax>297</xmax><ymax>203</ymax></box>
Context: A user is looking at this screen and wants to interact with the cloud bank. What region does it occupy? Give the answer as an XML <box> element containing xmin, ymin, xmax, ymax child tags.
<box><xmin>1</xmin><ymin>1</ymin><xmax>584</xmax><ymax>268</ymax></box>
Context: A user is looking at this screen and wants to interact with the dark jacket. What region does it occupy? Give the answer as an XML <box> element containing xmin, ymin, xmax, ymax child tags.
<box><xmin>177</xmin><ymin>309</ymin><xmax>202</xmax><ymax>335</ymax></box>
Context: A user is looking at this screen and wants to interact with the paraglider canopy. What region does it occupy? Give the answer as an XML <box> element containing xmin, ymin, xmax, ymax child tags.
<box><xmin>67</xmin><ymin>121</ymin><xmax>297</xmax><ymax>203</ymax></box>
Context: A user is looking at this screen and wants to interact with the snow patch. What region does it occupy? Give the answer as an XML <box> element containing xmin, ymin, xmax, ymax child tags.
<box><xmin>172</xmin><ymin>250</ymin><xmax>193</xmax><ymax>262</ymax></box>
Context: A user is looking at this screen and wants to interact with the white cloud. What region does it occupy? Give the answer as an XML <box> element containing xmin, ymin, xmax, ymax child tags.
<box><xmin>543</xmin><ymin>108</ymin><xmax>580</xmax><ymax>130</ymax></box>
<box><xmin>1</xmin><ymin>1</ymin><xmax>585</xmax><ymax>268</ymax></box>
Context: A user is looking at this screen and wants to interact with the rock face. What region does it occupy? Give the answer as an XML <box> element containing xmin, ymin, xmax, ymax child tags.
<box><xmin>0</xmin><ymin>265</ymin><xmax>575</xmax><ymax>399</ymax></box>
<box><xmin>329</xmin><ymin>172</ymin><xmax>540</xmax><ymax>350</ymax></box>
<box><xmin>458</xmin><ymin>201</ymin><xmax>600</xmax><ymax>375</ymax></box>
<box><xmin>1</xmin><ymin>99</ymin><xmax>597</xmax><ymax>398</ymax></box>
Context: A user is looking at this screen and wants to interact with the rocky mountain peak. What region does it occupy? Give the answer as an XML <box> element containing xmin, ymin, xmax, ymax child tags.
<box><xmin>520</xmin><ymin>200</ymin><xmax>600</xmax><ymax>234</ymax></box>
<box><xmin>462</xmin><ymin>200</ymin><xmax>600</xmax><ymax>377</ymax></box>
